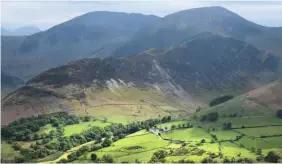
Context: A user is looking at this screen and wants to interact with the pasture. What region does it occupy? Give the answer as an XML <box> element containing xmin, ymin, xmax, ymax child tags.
<box><xmin>63</xmin><ymin>120</ymin><xmax>111</xmax><ymax>136</ymax></box>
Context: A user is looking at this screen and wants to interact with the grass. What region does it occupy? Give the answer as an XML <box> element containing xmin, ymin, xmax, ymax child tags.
<box><xmin>162</xmin><ymin>128</ymin><xmax>212</xmax><ymax>142</ymax></box>
<box><xmin>114</xmin><ymin>149</ymin><xmax>160</xmax><ymax>163</ymax></box>
<box><xmin>200</xmin><ymin>116</ymin><xmax>282</xmax><ymax>130</ymax></box>
<box><xmin>54</xmin><ymin>140</ymin><xmax>96</xmax><ymax>162</ymax></box>
<box><xmin>263</xmin><ymin>136</ymin><xmax>282</xmax><ymax>148</ymax></box>
<box><xmin>63</xmin><ymin>120</ymin><xmax>111</xmax><ymax>136</ymax></box>
<box><xmin>210</xmin><ymin>130</ymin><xmax>241</xmax><ymax>140</ymax></box>
<box><xmin>166</xmin><ymin>154</ymin><xmax>210</xmax><ymax>163</ymax></box>
<box><xmin>235</xmin><ymin>136</ymin><xmax>270</xmax><ymax>150</ymax></box>
<box><xmin>220</xmin><ymin>142</ymin><xmax>257</xmax><ymax>160</ymax></box>
<box><xmin>72</xmin><ymin>87</ymin><xmax>195</xmax><ymax>123</ymax></box>
<box><xmin>85</xmin><ymin>104</ymin><xmax>172</xmax><ymax>123</ymax></box>
<box><xmin>36</xmin><ymin>124</ymin><xmax>56</xmax><ymax>135</ymax></box>
<box><xmin>18</xmin><ymin>140</ymin><xmax>37</xmax><ymax>148</ymax></box>
<box><xmin>1</xmin><ymin>141</ymin><xmax>22</xmax><ymax>161</ymax></box>
<box><xmin>236</xmin><ymin>126</ymin><xmax>282</xmax><ymax>137</ymax></box>
<box><xmin>197</xmin><ymin>143</ymin><xmax>220</xmax><ymax>153</ymax></box>
<box><xmin>199</xmin><ymin>94</ymin><xmax>273</xmax><ymax>117</ymax></box>
<box><xmin>84</xmin><ymin>133</ymin><xmax>169</xmax><ymax>162</ymax></box>
<box><xmin>126</xmin><ymin>130</ymin><xmax>148</xmax><ymax>137</ymax></box>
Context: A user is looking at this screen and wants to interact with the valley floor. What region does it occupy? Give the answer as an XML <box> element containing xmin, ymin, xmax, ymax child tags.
<box><xmin>2</xmin><ymin>113</ymin><xmax>282</xmax><ymax>163</ymax></box>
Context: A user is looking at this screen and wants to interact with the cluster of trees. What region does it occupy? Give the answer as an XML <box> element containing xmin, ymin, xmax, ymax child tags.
<box><xmin>276</xmin><ymin>109</ymin><xmax>282</xmax><ymax>119</ymax></box>
<box><xmin>222</xmin><ymin>113</ymin><xmax>238</xmax><ymax>118</ymax></box>
<box><xmin>149</xmin><ymin>150</ymin><xmax>168</xmax><ymax>163</ymax></box>
<box><xmin>222</xmin><ymin>122</ymin><xmax>232</xmax><ymax>130</ymax></box>
<box><xmin>7</xmin><ymin>113</ymin><xmax>172</xmax><ymax>162</ymax></box>
<box><xmin>209</xmin><ymin>95</ymin><xmax>234</xmax><ymax>107</ymax></box>
<box><xmin>200</xmin><ymin>112</ymin><xmax>219</xmax><ymax>122</ymax></box>
<box><xmin>2</xmin><ymin>112</ymin><xmax>79</xmax><ymax>141</ymax></box>
<box><xmin>265</xmin><ymin>150</ymin><xmax>282</xmax><ymax>162</ymax></box>
<box><xmin>170</xmin><ymin>122</ymin><xmax>193</xmax><ymax>130</ymax></box>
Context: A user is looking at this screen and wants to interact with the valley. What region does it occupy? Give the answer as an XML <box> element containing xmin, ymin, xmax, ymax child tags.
<box><xmin>1</xmin><ymin>5</ymin><xmax>282</xmax><ymax>163</ymax></box>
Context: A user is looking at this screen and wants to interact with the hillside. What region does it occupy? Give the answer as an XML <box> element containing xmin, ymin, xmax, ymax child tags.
<box><xmin>1</xmin><ymin>71</ymin><xmax>25</xmax><ymax>97</ymax></box>
<box><xmin>114</xmin><ymin>6</ymin><xmax>282</xmax><ymax>57</ymax></box>
<box><xmin>197</xmin><ymin>80</ymin><xmax>282</xmax><ymax>118</ymax></box>
<box><xmin>1</xmin><ymin>81</ymin><xmax>282</xmax><ymax>163</ymax></box>
<box><xmin>2</xmin><ymin>34</ymin><xmax>280</xmax><ymax>125</ymax></box>
<box><xmin>1</xmin><ymin>12</ymin><xmax>160</xmax><ymax>80</ymax></box>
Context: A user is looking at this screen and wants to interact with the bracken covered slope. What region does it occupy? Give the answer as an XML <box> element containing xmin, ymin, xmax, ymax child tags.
<box><xmin>2</xmin><ymin>34</ymin><xmax>280</xmax><ymax>124</ymax></box>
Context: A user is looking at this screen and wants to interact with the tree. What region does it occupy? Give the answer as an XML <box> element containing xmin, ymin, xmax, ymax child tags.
<box><xmin>149</xmin><ymin>150</ymin><xmax>168</xmax><ymax>162</ymax></box>
<box><xmin>91</xmin><ymin>153</ymin><xmax>97</xmax><ymax>161</ymax></box>
<box><xmin>101</xmin><ymin>138</ymin><xmax>112</xmax><ymax>147</ymax></box>
<box><xmin>209</xmin><ymin>95</ymin><xmax>234</xmax><ymax>107</ymax></box>
<box><xmin>201</xmin><ymin>157</ymin><xmax>213</xmax><ymax>163</ymax></box>
<box><xmin>276</xmin><ymin>109</ymin><xmax>282</xmax><ymax>119</ymax></box>
<box><xmin>256</xmin><ymin>148</ymin><xmax>262</xmax><ymax>155</ymax></box>
<box><xmin>67</xmin><ymin>153</ymin><xmax>77</xmax><ymax>161</ymax></box>
<box><xmin>222</xmin><ymin>122</ymin><xmax>232</xmax><ymax>130</ymax></box>
<box><xmin>12</xmin><ymin>142</ymin><xmax>22</xmax><ymax>151</ymax></box>
<box><xmin>265</xmin><ymin>150</ymin><xmax>281</xmax><ymax>162</ymax></box>
<box><xmin>171</xmin><ymin>125</ymin><xmax>176</xmax><ymax>130</ymax></box>
<box><xmin>101</xmin><ymin>154</ymin><xmax>114</xmax><ymax>163</ymax></box>
<box><xmin>83</xmin><ymin>116</ymin><xmax>91</xmax><ymax>122</ymax></box>
<box><xmin>201</xmin><ymin>112</ymin><xmax>218</xmax><ymax>122</ymax></box>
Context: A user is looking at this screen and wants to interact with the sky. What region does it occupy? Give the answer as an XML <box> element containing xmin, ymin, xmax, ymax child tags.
<box><xmin>1</xmin><ymin>0</ymin><xmax>282</xmax><ymax>30</ymax></box>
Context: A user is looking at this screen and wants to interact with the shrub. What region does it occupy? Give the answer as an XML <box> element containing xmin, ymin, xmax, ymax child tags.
<box><xmin>91</xmin><ymin>153</ymin><xmax>97</xmax><ymax>161</ymax></box>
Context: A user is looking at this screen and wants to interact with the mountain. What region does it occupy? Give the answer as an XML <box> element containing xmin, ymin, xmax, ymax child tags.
<box><xmin>1</xmin><ymin>26</ymin><xmax>41</xmax><ymax>36</ymax></box>
<box><xmin>114</xmin><ymin>6</ymin><xmax>282</xmax><ymax>57</ymax></box>
<box><xmin>1</xmin><ymin>28</ymin><xmax>10</xmax><ymax>35</ymax></box>
<box><xmin>1</xmin><ymin>71</ymin><xmax>25</xmax><ymax>97</ymax></box>
<box><xmin>2</xmin><ymin>34</ymin><xmax>280</xmax><ymax>125</ymax></box>
<box><xmin>1</xmin><ymin>12</ymin><xmax>160</xmax><ymax>80</ymax></box>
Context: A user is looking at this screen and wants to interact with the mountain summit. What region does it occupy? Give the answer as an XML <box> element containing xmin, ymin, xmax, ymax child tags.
<box><xmin>114</xmin><ymin>6</ymin><xmax>282</xmax><ymax>57</ymax></box>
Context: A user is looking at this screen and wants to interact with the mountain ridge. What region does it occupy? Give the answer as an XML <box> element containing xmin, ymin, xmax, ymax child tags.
<box><xmin>2</xmin><ymin>34</ymin><xmax>280</xmax><ymax>125</ymax></box>
<box><xmin>1</xmin><ymin>26</ymin><xmax>41</xmax><ymax>36</ymax></box>
<box><xmin>114</xmin><ymin>6</ymin><xmax>282</xmax><ymax>57</ymax></box>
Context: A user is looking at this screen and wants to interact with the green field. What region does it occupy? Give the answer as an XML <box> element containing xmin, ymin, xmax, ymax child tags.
<box><xmin>220</xmin><ymin>142</ymin><xmax>257</xmax><ymax>160</ymax></box>
<box><xmin>162</xmin><ymin>128</ymin><xmax>212</xmax><ymax>142</ymax></box>
<box><xmin>126</xmin><ymin>130</ymin><xmax>148</xmax><ymax>137</ymax></box>
<box><xmin>199</xmin><ymin>116</ymin><xmax>282</xmax><ymax>130</ymax></box>
<box><xmin>236</xmin><ymin>126</ymin><xmax>282</xmax><ymax>137</ymax></box>
<box><xmin>210</xmin><ymin>130</ymin><xmax>241</xmax><ymax>140</ymax></box>
<box><xmin>63</xmin><ymin>120</ymin><xmax>111</xmax><ymax>136</ymax></box>
<box><xmin>83</xmin><ymin>133</ymin><xmax>169</xmax><ymax>163</ymax></box>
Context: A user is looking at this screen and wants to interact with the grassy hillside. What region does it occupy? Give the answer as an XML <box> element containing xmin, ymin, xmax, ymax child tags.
<box><xmin>2</xmin><ymin>80</ymin><xmax>282</xmax><ymax>163</ymax></box>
